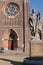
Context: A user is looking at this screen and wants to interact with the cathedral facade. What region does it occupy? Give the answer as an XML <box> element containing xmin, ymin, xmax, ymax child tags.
<box><xmin>0</xmin><ymin>0</ymin><xmax>43</xmax><ymax>57</ymax></box>
<box><xmin>0</xmin><ymin>0</ymin><xmax>30</xmax><ymax>52</ymax></box>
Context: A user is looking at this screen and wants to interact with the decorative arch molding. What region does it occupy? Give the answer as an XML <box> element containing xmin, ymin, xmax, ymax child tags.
<box><xmin>2</xmin><ymin>29</ymin><xmax>19</xmax><ymax>50</ymax></box>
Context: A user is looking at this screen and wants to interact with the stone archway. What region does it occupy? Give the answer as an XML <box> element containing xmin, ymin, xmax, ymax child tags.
<box><xmin>2</xmin><ymin>29</ymin><xmax>18</xmax><ymax>50</ymax></box>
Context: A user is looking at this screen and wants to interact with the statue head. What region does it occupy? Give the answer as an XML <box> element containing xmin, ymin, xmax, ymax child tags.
<box><xmin>38</xmin><ymin>10</ymin><xmax>41</xmax><ymax>16</ymax></box>
<box><xmin>38</xmin><ymin>10</ymin><xmax>40</xmax><ymax>13</ymax></box>
<box><xmin>38</xmin><ymin>10</ymin><xmax>41</xmax><ymax>20</ymax></box>
<box><xmin>32</xmin><ymin>9</ymin><xmax>36</xmax><ymax>14</ymax></box>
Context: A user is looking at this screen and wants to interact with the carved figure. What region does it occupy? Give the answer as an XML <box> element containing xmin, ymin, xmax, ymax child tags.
<box><xmin>29</xmin><ymin>9</ymin><xmax>42</xmax><ymax>40</ymax></box>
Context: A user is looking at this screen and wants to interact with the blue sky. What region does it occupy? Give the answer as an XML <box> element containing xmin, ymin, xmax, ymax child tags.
<box><xmin>30</xmin><ymin>0</ymin><xmax>43</xmax><ymax>18</ymax></box>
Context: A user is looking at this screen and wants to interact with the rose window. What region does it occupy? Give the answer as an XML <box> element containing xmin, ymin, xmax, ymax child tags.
<box><xmin>5</xmin><ymin>3</ymin><xmax>20</xmax><ymax>18</ymax></box>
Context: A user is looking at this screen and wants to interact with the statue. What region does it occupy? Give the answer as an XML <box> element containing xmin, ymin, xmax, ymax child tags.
<box><xmin>29</xmin><ymin>9</ymin><xmax>42</xmax><ymax>40</ymax></box>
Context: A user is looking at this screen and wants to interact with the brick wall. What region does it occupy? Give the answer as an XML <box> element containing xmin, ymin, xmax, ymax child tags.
<box><xmin>0</xmin><ymin>0</ymin><xmax>30</xmax><ymax>52</ymax></box>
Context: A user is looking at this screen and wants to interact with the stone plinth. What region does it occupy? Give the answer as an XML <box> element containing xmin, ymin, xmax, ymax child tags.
<box><xmin>31</xmin><ymin>40</ymin><xmax>43</xmax><ymax>57</ymax></box>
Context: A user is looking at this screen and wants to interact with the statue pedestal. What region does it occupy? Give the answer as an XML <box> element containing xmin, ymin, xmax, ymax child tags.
<box><xmin>31</xmin><ymin>39</ymin><xmax>43</xmax><ymax>57</ymax></box>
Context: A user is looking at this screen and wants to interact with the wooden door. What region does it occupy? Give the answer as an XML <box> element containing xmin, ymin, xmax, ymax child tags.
<box><xmin>8</xmin><ymin>40</ymin><xmax>12</xmax><ymax>50</ymax></box>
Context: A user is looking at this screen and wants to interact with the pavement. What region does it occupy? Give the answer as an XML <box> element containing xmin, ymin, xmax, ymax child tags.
<box><xmin>0</xmin><ymin>50</ymin><xmax>29</xmax><ymax>65</ymax></box>
<box><xmin>0</xmin><ymin>56</ymin><xmax>23</xmax><ymax>65</ymax></box>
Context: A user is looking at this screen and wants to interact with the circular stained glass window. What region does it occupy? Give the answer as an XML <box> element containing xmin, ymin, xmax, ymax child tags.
<box><xmin>5</xmin><ymin>3</ymin><xmax>20</xmax><ymax>18</ymax></box>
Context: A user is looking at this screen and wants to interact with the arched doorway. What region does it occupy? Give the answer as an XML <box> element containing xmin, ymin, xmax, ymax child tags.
<box><xmin>2</xmin><ymin>29</ymin><xmax>18</xmax><ymax>50</ymax></box>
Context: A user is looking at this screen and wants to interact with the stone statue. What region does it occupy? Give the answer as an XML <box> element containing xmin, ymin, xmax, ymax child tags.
<box><xmin>29</xmin><ymin>9</ymin><xmax>42</xmax><ymax>40</ymax></box>
<box><xmin>35</xmin><ymin>10</ymin><xmax>42</xmax><ymax>40</ymax></box>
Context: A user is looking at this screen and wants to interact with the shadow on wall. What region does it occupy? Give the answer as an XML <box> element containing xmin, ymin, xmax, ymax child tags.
<box><xmin>0</xmin><ymin>58</ymin><xmax>23</xmax><ymax>65</ymax></box>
